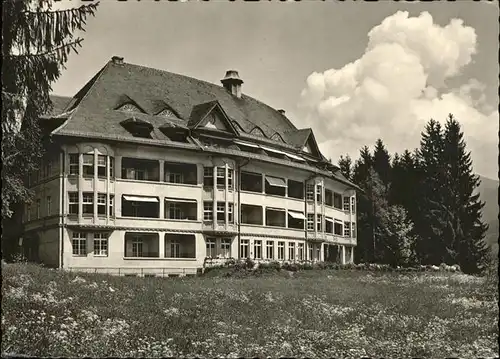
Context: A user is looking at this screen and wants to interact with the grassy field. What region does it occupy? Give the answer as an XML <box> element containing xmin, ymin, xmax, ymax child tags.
<box><xmin>1</xmin><ymin>263</ymin><xmax>498</xmax><ymax>358</ymax></box>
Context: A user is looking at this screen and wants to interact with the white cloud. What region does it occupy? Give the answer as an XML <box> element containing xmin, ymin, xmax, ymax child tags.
<box><xmin>298</xmin><ymin>11</ymin><xmax>497</xmax><ymax>178</ymax></box>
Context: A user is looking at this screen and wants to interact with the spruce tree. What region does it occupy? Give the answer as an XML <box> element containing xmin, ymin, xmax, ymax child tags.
<box><xmin>338</xmin><ymin>154</ymin><xmax>353</xmax><ymax>181</ymax></box>
<box><xmin>442</xmin><ymin>114</ymin><xmax>489</xmax><ymax>273</ymax></box>
<box><xmin>373</xmin><ymin>139</ymin><xmax>392</xmax><ymax>187</ymax></box>
<box><xmin>2</xmin><ymin>0</ymin><xmax>98</xmax><ymax>220</ymax></box>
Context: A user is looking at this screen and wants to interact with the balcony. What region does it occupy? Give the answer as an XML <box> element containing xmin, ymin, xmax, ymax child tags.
<box><xmin>121</xmin><ymin>195</ymin><xmax>159</xmax><ymax>218</ymax></box>
<box><xmin>287</xmin><ymin>210</ymin><xmax>305</xmax><ymax>230</ymax></box>
<box><xmin>164</xmin><ymin>198</ymin><xmax>197</xmax><ymax>221</ymax></box>
<box><xmin>164</xmin><ymin>234</ymin><xmax>196</xmax><ymax>258</ymax></box>
<box><xmin>288</xmin><ymin>179</ymin><xmax>304</xmax><ymax>200</ymax></box>
<box><xmin>265</xmin><ymin>175</ymin><xmax>286</xmax><ymax>197</ymax></box>
<box><xmin>121</xmin><ymin>158</ymin><xmax>160</xmax><ymax>182</ymax></box>
<box><xmin>241</xmin><ymin>171</ymin><xmax>262</xmax><ymax>193</ymax></box>
<box><xmin>241</xmin><ymin>204</ymin><xmax>263</xmax><ymax>225</ymax></box>
<box><xmin>164</xmin><ymin>162</ymin><xmax>197</xmax><ymax>185</ymax></box>
<box><xmin>265</xmin><ymin>207</ymin><xmax>286</xmax><ymax>227</ymax></box>
<box><xmin>124</xmin><ymin>232</ymin><xmax>159</xmax><ymax>258</ymax></box>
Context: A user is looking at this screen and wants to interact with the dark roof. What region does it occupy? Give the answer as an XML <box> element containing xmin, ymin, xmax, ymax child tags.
<box><xmin>49</xmin><ymin>95</ymin><xmax>72</xmax><ymax>116</ymax></box>
<box><xmin>55</xmin><ymin>59</ymin><xmax>301</xmax><ymax>143</ymax></box>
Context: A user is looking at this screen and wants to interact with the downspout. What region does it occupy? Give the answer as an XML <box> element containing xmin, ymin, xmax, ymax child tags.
<box><xmin>236</xmin><ymin>158</ymin><xmax>250</xmax><ymax>259</ymax></box>
<box><xmin>59</xmin><ymin>147</ymin><xmax>65</xmax><ymax>269</ymax></box>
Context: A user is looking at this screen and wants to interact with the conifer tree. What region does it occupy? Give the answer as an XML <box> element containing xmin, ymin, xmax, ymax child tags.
<box><xmin>441</xmin><ymin>114</ymin><xmax>489</xmax><ymax>273</ymax></box>
<box><xmin>2</xmin><ymin>0</ymin><xmax>98</xmax><ymax>220</ymax></box>
<box><xmin>373</xmin><ymin>139</ymin><xmax>392</xmax><ymax>187</ymax></box>
<box><xmin>338</xmin><ymin>154</ymin><xmax>353</xmax><ymax>181</ymax></box>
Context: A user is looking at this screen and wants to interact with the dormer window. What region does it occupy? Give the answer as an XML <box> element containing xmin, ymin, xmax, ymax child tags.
<box><xmin>271</xmin><ymin>132</ymin><xmax>286</xmax><ymax>143</ymax></box>
<box><xmin>157</xmin><ymin>109</ymin><xmax>175</xmax><ymax>117</ymax></box>
<box><xmin>121</xmin><ymin>118</ymin><xmax>154</xmax><ymax>139</ymax></box>
<box><xmin>117</xmin><ymin>103</ymin><xmax>145</xmax><ymax>114</ymax></box>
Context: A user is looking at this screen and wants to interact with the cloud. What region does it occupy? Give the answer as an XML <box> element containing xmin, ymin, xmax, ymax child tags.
<box><xmin>298</xmin><ymin>11</ymin><xmax>497</xmax><ymax>178</ymax></box>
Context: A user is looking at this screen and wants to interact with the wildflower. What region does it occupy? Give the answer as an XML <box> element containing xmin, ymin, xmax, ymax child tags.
<box><xmin>71</xmin><ymin>276</ymin><xmax>86</xmax><ymax>284</ymax></box>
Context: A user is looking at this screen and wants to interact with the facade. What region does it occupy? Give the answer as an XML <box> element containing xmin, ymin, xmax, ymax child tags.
<box><xmin>22</xmin><ymin>56</ymin><xmax>359</xmax><ymax>276</ymax></box>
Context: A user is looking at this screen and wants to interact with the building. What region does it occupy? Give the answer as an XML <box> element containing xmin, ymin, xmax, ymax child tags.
<box><xmin>22</xmin><ymin>56</ymin><xmax>359</xmax><ymax>276</ymax></box>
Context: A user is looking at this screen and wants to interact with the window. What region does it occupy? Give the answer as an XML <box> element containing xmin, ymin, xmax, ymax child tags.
<box><xmin>298</xmin><ymin>243</ymin><xmax>304</xmax><ymax>260</ymax></box>
<box><xmin>334</xmin><ymin>220</ymin><xmax>343</xmax><ymax>236</ymax></box>
<box><xmin>316</xmin><ymin>246</ymin><xmax>321</xmax><ymax>261</ymax></box>
<box><xmin>204</xmin><ymin>202</ymin><xmax>213</xmax><ymax>221</ymax></box>
<box><xmin>69</xmin><ymin>154</ymin><xmax>79</xmax><ymax>175</ymax></box>
<box><xmin>316</xmin><ymin>184</ymin><xmax>323</xmax><ymax>204</ymax></box>
<box><xmin>206</xmin><ymin>238</ymin><xmax>216</xmax><ymax>258</ymax></box>
<box><xmin>72</xmin><ymin>232</ymin><xmax>87</xmax><ymax>256</ymax></box>
<box><xmin>333</xmin><ymin>193</ymin><xmax>342</xmax><ymax>209</ymax></box>
<box><xmin>254</xmin><ymin>240</ymin><xmax>262</xmax><ymax>259</ymax></box>
<box><xmin>288</xmin><ymin>242</ymin><xmax>295</xmax><ymax>261</ymax></box>
<box><xmin>265</xmin><ymin>208</ymin><xmax>286</xmax><ymax>227</ymax></box>
<box><xmin>228</xmin><ymin>169</ymin><xmax>233</xmax><ymax>190</ymax></box>
<box><xmin>121</xmin><ymin>158</ymin><xmax>159</xmax><ymax>181</ymax></box>
<box><xmin>35</xmin><ymin>199</ymin><xmax>41</xmax><ymax>219</ymax></box>
<box><xmin>344</xmin><ymin>221</ymin><xmax>351</xmax><ymax>237</ymax></box>
<box><xmin>82</xmin><ymin>192</ymin><xmax>94</xmax><ymax>215</ymax></box>
<box><xmin>228</xmin><ymin>203</ymin><xmax>234</xmax><ymax>223</ymax></box>
<box><xmin>240</xmin><ymin>239</ymin><xmax>249</xmax><ymax>258</ymax></box>
<box><xmin>307</xmin><ymin>214</ymin><xmax>314</xmax><ymax>231</ymax></box>
<box><xmin>217</xmin><ymin>202</ymin><xmax>225</xmax><ymax>222</ymax></box>
<box><xmin>343</xmin><ymin>197</ymin><xmax>350</xmax><ymax>211</ymax></box>
<box><xmin>109</xmin><ymin>195</ymin><xmax>114</xmax><ymax>216</ymax></box>
<box><xmin>82</xmin><ymin>154</ymin><xmax>94</xmax><ymax>177</ymax></box>
<box><xmin>168</xmin><ymin>202</ymin><xmax>182</xmax><ymax>220</ymax></box>
<box><xmin>325</xmin><ymin>190</ymin><xmax>333</xmax><ymax>206</ymax></box>
<box><xmin>93</xmin><ymin>233</ymin><xmax>108</xmax><ymax>256</ymax></box>
<box><xmin>97</xmin><ymin>155</ymin><xmax>107</xmax><ymax>178</ymax></box>
<box><xmin>352</xmin><ymin>222</ymin><xmax>356</xmax><ymax>238</ymax></box>
<box><xmin>171</xmin><ymin>239</ymin><xmax>181</xmax><ymax>258</ymax></box>
<box><xmin>69</xmin><ymin>192</ymin><xmax>78</xmax><ymax>215</ymax></box>
<box><xmin>241</xmin><ymin>171</ymin><xmax>262</xmax><ymax>193</ymax></box>
<box><xmin>266</xmin><ymin>241</ymin><xmax>274</xmax><ymax>259</ymax></box>
<box><xmin>316</xmin><ymin>214</ymin><xmax>322</xmax><ymax>231</ymax></box>
<box><xmin>325</xmin><ymin>217</ymin><xmax>333</xmax><ymax>234</ymax></box>
<box><xmin>306</xmin><ymin>184</ymin><xmax>314</xmax><ymax>201</ymax></box>
<box><xmin>308</xmin><ymin>244</ymin><xmax>313</xmax><ymax>260</ymax></box>
<box><xmin>265</xmin><ymin>175</ymin><xmax>286</xmax><ymax>197</ymax></box>
<box><xmin>221</xmin><ymin>239</ymin><xmax>231</xmax><ymax>258</ymax></box>
<box><xmin>97</xmin><ymin>194</ymin><xmax>106</xmax><ymax>215</ymax></box>
<box><xmin>241</xmin><ymin>204</ymin><xmax>263</xmax><ymax>225</ymax></box>
<box><xmin>46</xmin><ymin>196</ymin><xmax>52</xmax><ymax>216</ymax></box>
<box><xmin>288</xmin><ymin>180</ymin><xmax>304</xmax><ymax>199</ymax></box>
<box><xmin>109</xmin><ymin>157</ymin><xmax>115</xmax><ymax>178</ymax></box>
<box><xmin>287</xmin><ymin>210</ymin><xmax>305</xmax><ymax>230</ymax></box>
<box><xmin>216</xmin><ymin>168</ymin><xmax>225</xmax><ymax>188</ymax></box>
<box><xmin>277</xmin><ymin>242</ymin><xmax>285</xmax><ymax>260</ymax></box>
<box><xmin>26</xmin><ymin>205</ymin><xmax>31</xmax><ymax>221</ymax></box>
<box><xmin>351</xmin><ymin>197</ymin><xmax>356</xmax><ymax>213</ymax></box>
<box><xmin>132</xmin><ymin>238</ymin><xmax>143</xmax><ymax>257</ymax></box>
<box><xmin>203</xmin><ymin>166</ymin><xmax>214</xmax><ymax>187</ymax></box>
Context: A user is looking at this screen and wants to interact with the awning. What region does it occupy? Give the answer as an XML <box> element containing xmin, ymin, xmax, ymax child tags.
<box><xmin>288</xmin><ymin>210</ymin><xmax>306</xmax><ymax>220</ymax></box>
<box><xmin>285</xmin><ymin>152</ymin><xmax>306</xmax><ymax>162</ymax></box>
<box><xmin>234</xmin><ymin>140</ymin><xmax>260</xmax><ymax>148</ymax></box>
<box><xmin>266</xmin><ymin>207</ymin><xmax>286</xmax><ymax>212</ymax></box>
<box><xmin>334</xmin><ymin>219</ymin><xmax>343</xmax><ymax>224</ymax></box>
<box><xmin>164</xmin><ymin>198</ymin><xmax>197</xmax><ymax>203</ymax></box>
<box><xmin>123</xmin><ymin>195</ymin><xmax>159</xmax><ymax>203</ymax></box>
<box><xmin>259</xmin><ymin>145</ymin><xmax>287</xmax><ymax>156</ymax></box>
<box><xmin>325</xmin><ymin>217</ymin><xmax>334</xmax><ymax>223</ymax></box>
<box><xmin>265</xmin><ymin>175</ymin><xmax>287</xmax><ymax>188</ymax></box>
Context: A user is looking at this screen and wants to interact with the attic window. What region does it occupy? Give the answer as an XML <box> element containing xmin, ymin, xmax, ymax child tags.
<box><xmin>121</xmin><ymin>118</ymin><xmax>154</xmax><ymax>139</ymax></box>
<box><xmin>303</xmin><ymin>144</ymin><xmax>312</xmax><ymax>153</ymax></box>
<box><xmin>250</xmin><ymin>126</ymin><xmax>266</xmax><ymax>137</ymax></box>
<box><xmin>156</xmin><ymin>108</ymin><xmax>178</xmax><ymax>118</ymax></box>
<box><xmin>117</xmin><ymin>103</ymin><xmax>144</xmax><ymax>113</ymax></box>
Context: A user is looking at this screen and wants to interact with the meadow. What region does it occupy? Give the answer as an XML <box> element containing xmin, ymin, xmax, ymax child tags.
<box><xmin>1</xmin><ymin>262</ymin><xmax>498</xmax><ymax>358</ymax></box>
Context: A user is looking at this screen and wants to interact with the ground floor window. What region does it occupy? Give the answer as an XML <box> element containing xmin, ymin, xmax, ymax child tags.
<box><xmin>277</xmin><ymin>241</ymin><xmax>285</xmax><ymax>260</ymax></box>
<box><xmin>298</xmin><ymin>243</ymin><xmax>304</xmax><ymax>260</ymax></box>
<box><xmin>240</xmin><ymin>239</ymin><xmax>249</xmax><ymax>258</ymax></box>
<box><xmin>288</xmin><ymin>242</ymin><xmax>295</xmax><ymax>260</ymax></box>
<box><xmin>124</xmin><ymin>233</ymin><xmax>159</xmax><ymax>258</ymax></box>
<box><xmin>266</xmin><ymin>240</ymin><xmax>274</xmax><ymax>260</ymax></box>
<box><xmin>93</xmin><ymin>232</ymin><xmax>108</xmax><ymax>256</ymax></box>
<box><xmin>254</xmin><ymin>240</ymin><xmax>262</xmax><ymax>259</ymax></box>
<box><xmin>165</xmin><ymin>234</ymin><xmax>196</xmax><ymax>258</ymax></box>
<box><xmin>220</xmin><ymin>239</ymin><xmax>231</xmax><ymax>258</ymax></box>
<box><xmin>308</xmin><ymin>244</ymin><xmax>313</xmax><ymax>260</ymax></box>
<box><xmin>72</xmin><ymin>232</ymin><xmax>87</xmax><ymax>256</ymax></box>
<box><xmin>206</xmin><ymin>237</ymin><xmax>216</xmax><ymax>258</ymax></box>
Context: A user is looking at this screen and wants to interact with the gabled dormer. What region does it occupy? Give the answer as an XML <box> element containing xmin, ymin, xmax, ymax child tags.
<box><xmin>249</xmin><ymin>126</ymin><xmax>267</xmax><ymax>138</ymax></box>
<box><xmin>120</xmin><ymin>117</ymin><xmax>154</xmax><ymax>138</ymax></box>
<box><xmin>270</xmin><ymin>132</ymin><xmax>286</xmax><ymax>143</ymax></box>
<box><xmin>302</xmin><ymin>131</ymin><xmax>322</xmax><ymax>159</ymax></box>
<box><xmin>188</xmin><ymin>100</ymin><xmax>238</xmax><ymax>137</ymax></box>
<box><xmin>155</xmin><ymin>104</ymin><xmax>180</xmax><ymax>119</ymax></box>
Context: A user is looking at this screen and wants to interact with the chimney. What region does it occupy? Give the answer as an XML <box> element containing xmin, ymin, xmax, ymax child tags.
<box><xmin>111</xmin><ymin>56</ymin><xmax>124</xmax><ymax>65</ymax></box>
<box><xmin>277</xmin><ymin>109</ymin><xmax>285</xmax><ymax>115</ymax></box>
<box><xmin>221</xmin><ymin>70</ymin><xmax>243</xmax><ymax>98</ymax></box>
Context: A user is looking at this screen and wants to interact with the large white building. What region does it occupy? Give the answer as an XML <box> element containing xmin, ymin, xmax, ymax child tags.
<box><xmin>22</xmin><ymin>56</ymin><xmax>359</xmax><ymax>276</ymax></box>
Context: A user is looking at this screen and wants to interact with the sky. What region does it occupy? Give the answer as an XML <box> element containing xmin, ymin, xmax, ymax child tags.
<box><xmin>52</xmin><ymin>0</ymin><xmax>499</xmax><ymax>179</ymax></box>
